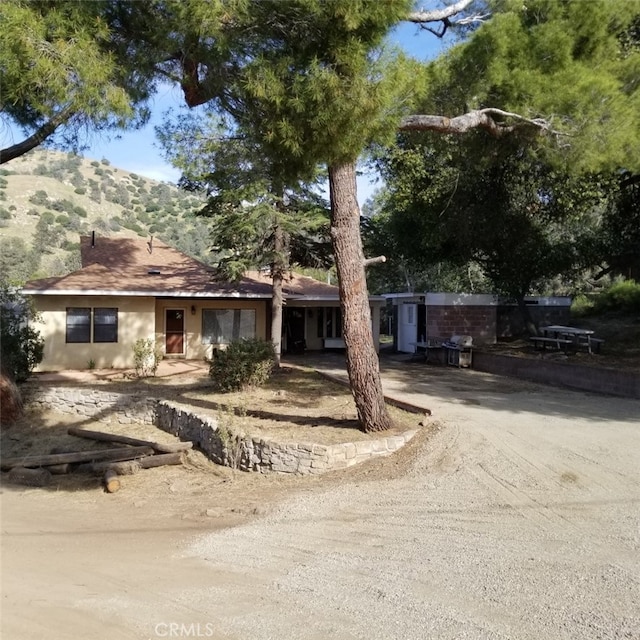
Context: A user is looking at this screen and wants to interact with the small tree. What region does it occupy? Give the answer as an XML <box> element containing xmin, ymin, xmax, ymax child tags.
<box><xmin>0</xmin><ymin>287</ymin><xmax>44</xmax><ymax>382</ymax></box>
<box><xmin>132</xmin><ymin>338</ymin><xmax>162</xmax><ymax>378</ymax></box>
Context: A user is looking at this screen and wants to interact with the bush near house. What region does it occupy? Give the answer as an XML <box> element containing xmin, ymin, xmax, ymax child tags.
<box><xmin>209</xmin><ymin>339</ymin><xmax>276</xmax><ymax>392</ymax></box>
<box><xmin>0</xmin><ymin>288</ymin><xmax>44</xmax><ymax>383</ymax></box>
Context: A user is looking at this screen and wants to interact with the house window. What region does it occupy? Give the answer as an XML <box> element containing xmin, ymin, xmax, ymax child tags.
<box><xmin>93</xmin><ymin>307</ymin><xmax>118</xmax><ymax>343</ymax></box>
<box><xmin>202</xmin><ymin>309</ymin><xmax>256</xmax><ymax>344</ymax></box>
<box><xmin>66</xmin><ymin>308</ymin><xmax>91</xmax><ymax>343</ymax></box>
<box><xmin>316</xmin><ymin>307</ymin><xmax>342</xmax><ymax>338</ymax></box>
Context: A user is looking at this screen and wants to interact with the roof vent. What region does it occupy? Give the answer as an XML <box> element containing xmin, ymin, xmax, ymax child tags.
<box><xmin>148</xmin><ymin>269</ymin><xmax>161</xmax><ymax>275</ymax></box>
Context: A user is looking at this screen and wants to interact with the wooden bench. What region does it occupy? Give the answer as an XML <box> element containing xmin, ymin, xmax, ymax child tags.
<box><xmin>530</xmin><ymin>336</ymin><xmax>574</xmax><ymax>352</ymax></box>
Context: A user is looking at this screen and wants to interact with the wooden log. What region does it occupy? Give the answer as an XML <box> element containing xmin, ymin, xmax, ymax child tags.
<box><xmin>0</xmin><ymin>446</ymin><xmax>154</xmax><ymax>471</ymax></box>
<box><xmin>135</xmin><ymin>452</ymin><xmax>183</xmax><ymax>469</ymax></box>
<box><xmin>77</xmin><ymin>459</ymin><xmax>140</xmax><ymax>475</ymax></box>
<box><xmin>46</xmin><ymin>463</ymin><xmax>71</xmax><ymax>475</ymax></box>
<box><xmin>7</xmin><ymin>466</ymin><xmax>52</xmax><ymax>487</ymax></box>
<box><xmin>67</xmin><ymin>427</ymin><xmax>192</xmax><ymax>453</ymax></box>
<box><xmin>103</xmin><ymin>470</ymin><xmax>120</xmax><ymax>493</ymax></box>
<box><xmin>78</xmin><ymin>452</ymin><xmax>183</xmax><ymax>475</ymax></box>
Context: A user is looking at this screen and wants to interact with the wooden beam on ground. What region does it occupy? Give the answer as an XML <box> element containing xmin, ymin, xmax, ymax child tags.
<box><xmin>67</xmin><ymin>427</ymin><xmax>192</xmax><ymax>453</ymax></box>
<box><xmin>0</xmin><ymin>446</ymin><xmax>155</xmax><ymax>471</ymax></box>
<box><xmin>78</xmin><ymin>452</ymin><xmax>183</xmax><ymax>475</ymax></box>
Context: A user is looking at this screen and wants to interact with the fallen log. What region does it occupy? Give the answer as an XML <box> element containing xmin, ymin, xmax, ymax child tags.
<box><xmin>103</xmin><ymin>470</ymin><xmax>120</xmax><ymax>493</ymax></box>
<box><xmin>7</xmin><ymin>466</ymin><xmax>52</xmax><ymax>487</ymax></box>
<box><xmin>46</xmin><ymin>463</ymin><xmax>71</xmax><ymax>475</ymax></box>
<box><xmin>67</xmin><ymin>427</ymin><xmax>192</xmax><ymax>453</ymax></box>
<box><xmin>0</xmin><ymin>446</ymin><xmax>154</xmax><ymax>471</ymax></box>
<box><xmin>77</xmin><ymin>452</ymin><xmax>183</xmax><ymax>475</ymax></box>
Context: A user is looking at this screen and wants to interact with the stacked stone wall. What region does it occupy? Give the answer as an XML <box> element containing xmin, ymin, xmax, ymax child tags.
<box><xmin>23</xmin><ymin>386</ymin><xmax>417</xmax><ymax>475</ymax></box>
<box><xmin>24</xmin><ymin>386</ymin><xmax>157</xmax><ymax>424</ymax></box>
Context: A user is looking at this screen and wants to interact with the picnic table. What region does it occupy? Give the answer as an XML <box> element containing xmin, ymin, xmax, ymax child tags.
<box><xmin>532</xmin><ymin>325</ymin><xmax>604</xmax><ymax>354</ymax></box>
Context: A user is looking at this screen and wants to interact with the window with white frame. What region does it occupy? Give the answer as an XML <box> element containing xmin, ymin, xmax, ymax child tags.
<box><xmin>202</xmin><ymin>309</ymin><xmax>256</xmax><ymax>344</ymax></box>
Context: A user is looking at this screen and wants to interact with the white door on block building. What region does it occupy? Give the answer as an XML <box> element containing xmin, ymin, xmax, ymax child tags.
<box><xmin>398</xmin><ymin>303</ymin><xmax>417</xmax><ymax>353</ymax></box>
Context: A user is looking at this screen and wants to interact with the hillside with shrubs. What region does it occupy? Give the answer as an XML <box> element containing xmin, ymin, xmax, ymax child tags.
<box><xmin>0</xmin><ymin>149</ymin><xmax>210</xmax><ymax>284</ymax></box>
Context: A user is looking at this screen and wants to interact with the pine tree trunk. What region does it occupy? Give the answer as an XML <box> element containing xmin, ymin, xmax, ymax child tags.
<box><xmin>271</xmin><ymin>271</ymin><xmax>284</xmax><ymax>366</ymax></box>
<box><xmin>328</xmin><ymin>161</ymin><xmax>393</xmax><ymax>433</ymax></box>
<box><xmin>270</xmin><ymin>223</ymin><xmax>285</xmax><ymax>366</ymax></box>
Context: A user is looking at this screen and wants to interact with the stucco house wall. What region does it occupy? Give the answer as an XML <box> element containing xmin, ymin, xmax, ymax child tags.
<box><xmin>32</xmin><ymin>294</ymin><xmax>156</xmax><ymax>370</ymax></box>
<box><xmin>154</xmin><ymin>298</ymin><xmax>268</xmax><ymax>360</ymax></box>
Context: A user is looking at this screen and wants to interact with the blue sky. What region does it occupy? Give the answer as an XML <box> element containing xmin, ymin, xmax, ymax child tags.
<box><xmin>7</xmin><ymin>21</ymin><xmax>452</xmax><ymax>206</ymax></box>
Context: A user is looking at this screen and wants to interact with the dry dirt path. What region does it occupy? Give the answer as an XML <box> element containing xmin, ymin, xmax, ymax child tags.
<box><xmin>2</xmin><ymin>356</ymin><xmax>639</xmax><ymax>640</ymax></box>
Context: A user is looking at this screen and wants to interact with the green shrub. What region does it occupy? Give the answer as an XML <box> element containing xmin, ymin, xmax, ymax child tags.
<box><xmin>594</xmin><ymin>280</ymin><xmax>640</xmax><ymax>314</ymax></box>
<box><xmin>0</xmin><ymin>289</ymin><xmax>44</xmax><ymax>382</ymax></box>
<box><xmin>209</xmin><ymin>338</ymin><xmax>276</xmax><ymax>392</ymax></box>
<box><xmin>570</xmin><ymin>293</ymin><xmax>596</xmax><ymax>317</ymax></box>
<box><xmin>132</xmin><ymin>338</ymin><xmax>162</xmax><ymax>377</ymax></box>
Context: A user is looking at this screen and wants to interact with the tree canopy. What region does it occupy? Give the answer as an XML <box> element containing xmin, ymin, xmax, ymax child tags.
<box><xmin>0</xmin><ymin>0</ymin><xmax>152</xmax><ymax>162</ymax></box>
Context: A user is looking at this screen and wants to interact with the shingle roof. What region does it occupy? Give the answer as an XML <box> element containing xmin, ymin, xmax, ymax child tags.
<box><xmin>23</xmin><ymin>234</ymin><xmax>344</xmax><ymax>300</ymax></box>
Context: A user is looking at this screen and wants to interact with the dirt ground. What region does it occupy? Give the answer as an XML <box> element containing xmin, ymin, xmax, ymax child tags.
<box><xmin>1</xmin><ymin>355</ymin><xmax>639</xmax><ymax>639</ymax></box>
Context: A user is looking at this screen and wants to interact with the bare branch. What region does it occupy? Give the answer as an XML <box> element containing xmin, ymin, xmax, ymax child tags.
<box><xmin>399</xmin><ymin>108</ymin><xmax>557</xmax><ymax>138</ymax></box>
<box><xmin>364</xmin><ymin>255</ymin><xmax>387</xmax><ymax>267</ymax></box>
<box><xmin>407</xmin><ymin>0</ymin><xmax>476</xmax><ymax>23</ymax></box>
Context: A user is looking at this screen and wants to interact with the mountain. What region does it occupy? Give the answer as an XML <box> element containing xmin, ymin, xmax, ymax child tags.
<box><xmin>0</xmin><ymin>149</ymin><xmax>209</xmax><ymax>284</ymax></box>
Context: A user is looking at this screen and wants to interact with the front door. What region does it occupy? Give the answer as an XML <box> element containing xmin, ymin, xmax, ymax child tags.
<box><xmin>165</xmin><ymin>309</ymin><xmax>185</xmax><ymax>355</ymax></box>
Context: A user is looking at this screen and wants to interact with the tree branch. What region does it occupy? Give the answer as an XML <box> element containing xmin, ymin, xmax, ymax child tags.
<box><xmin>364</xmin><ymin>255</ymin><xmax>386</xmax><ymax>267</ymax></box>
<box><xmin>407</xmin><ymin>0</ymin><xmax>476</xmax><ymax>23</ymax></box>
<box><xmin>399</xmin><ymin>108</ymin><xmax>556</xmax><ymax>138</ymax></box>
<box><xmin>0</xmin><ymin>107</ymin><xmax>74</xmax><ymax>164</ymax></box>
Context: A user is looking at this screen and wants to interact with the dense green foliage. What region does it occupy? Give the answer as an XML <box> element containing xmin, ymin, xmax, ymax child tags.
<box><xmin>420</xmin><ymin>0</ymin><xmax>640</xmax><ymax>172</ymax></box>
<box><xmin>366</xmin><ymin>135</ymin><xmax>615</xmax><ymax>299</ymax></box>
<box><xmin>0</xmin><ymin>0</ymin><xmax>151</xmax><ymax>160</ymax></box>
<box><xmin>593</xmin><ymin>280</ymin><xmax>640</xmax><ymax>314</ymax></box>
<box><xmin>599</xmin><ymin>175</ymin><xmax>640</xmax><ymax>281</ymax></box>
<box><xmin>0</xmin><ymin>288</ymin><xmax>44</xmax><ymax>382</ymax></box>
<box><xmin>364</xmin><ymin>0</ymin><xmax>640</xmax><ymax>301</ymax></box>
<box><xmin>157</xmin><ymin>112</ymin><xmax>332</xmax><ymax>280</ymax></box>
<box><xmin>208</xmin><ymin>339</ymin><xmax>276</xmax><ymax>392</ymax></box>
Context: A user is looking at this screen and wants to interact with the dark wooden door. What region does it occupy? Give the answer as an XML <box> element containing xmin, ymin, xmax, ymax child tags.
<box><xmin>165</xmin><ymin>309</ymin><xmax>184</xmax><ymax>354</ymax></box>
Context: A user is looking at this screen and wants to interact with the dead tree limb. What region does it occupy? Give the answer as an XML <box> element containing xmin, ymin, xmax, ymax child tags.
<box><xmin>400</xmin><ymin>109</ymin><xmax>556</xmax><ymax>138</ymax></box>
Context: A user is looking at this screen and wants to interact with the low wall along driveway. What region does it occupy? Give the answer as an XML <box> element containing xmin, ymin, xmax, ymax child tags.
<box><xmin>24</xmin><ymin>386</ymin><xmax>417</xmax><ymax>476</ymax></box>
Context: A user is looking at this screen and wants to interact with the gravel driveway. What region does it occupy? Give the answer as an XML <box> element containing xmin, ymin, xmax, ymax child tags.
<box><xmin>2</xmin><ymin>357</ymin><xmax>639</xmax><ymax>639</ymax></box>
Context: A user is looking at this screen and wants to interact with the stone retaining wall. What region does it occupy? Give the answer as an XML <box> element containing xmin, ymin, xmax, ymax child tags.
<box><xmin>23</xmin><ymin>386</ymin><xmax>417</xmax><ymax>475</ymax></box>
<box><xmin>473</xmin><ymin>352</ymin><xmax>640</xmax><ymax>399</ymax></box>
<box><xmin>24</xmin><ymin>386</ymin><xmax>157</xmax><ymax>424</ymax></box>
<box><xmin>155</xmin><ymin>401</ymin><xmax>417</xmax><ymax>475</ymax></box>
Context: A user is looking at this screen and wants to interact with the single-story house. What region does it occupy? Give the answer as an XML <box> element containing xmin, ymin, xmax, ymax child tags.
<box><xmin>22</xmin><ymin>234</ymin><xmax>384</xmax><ymax>371</ymax></box>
